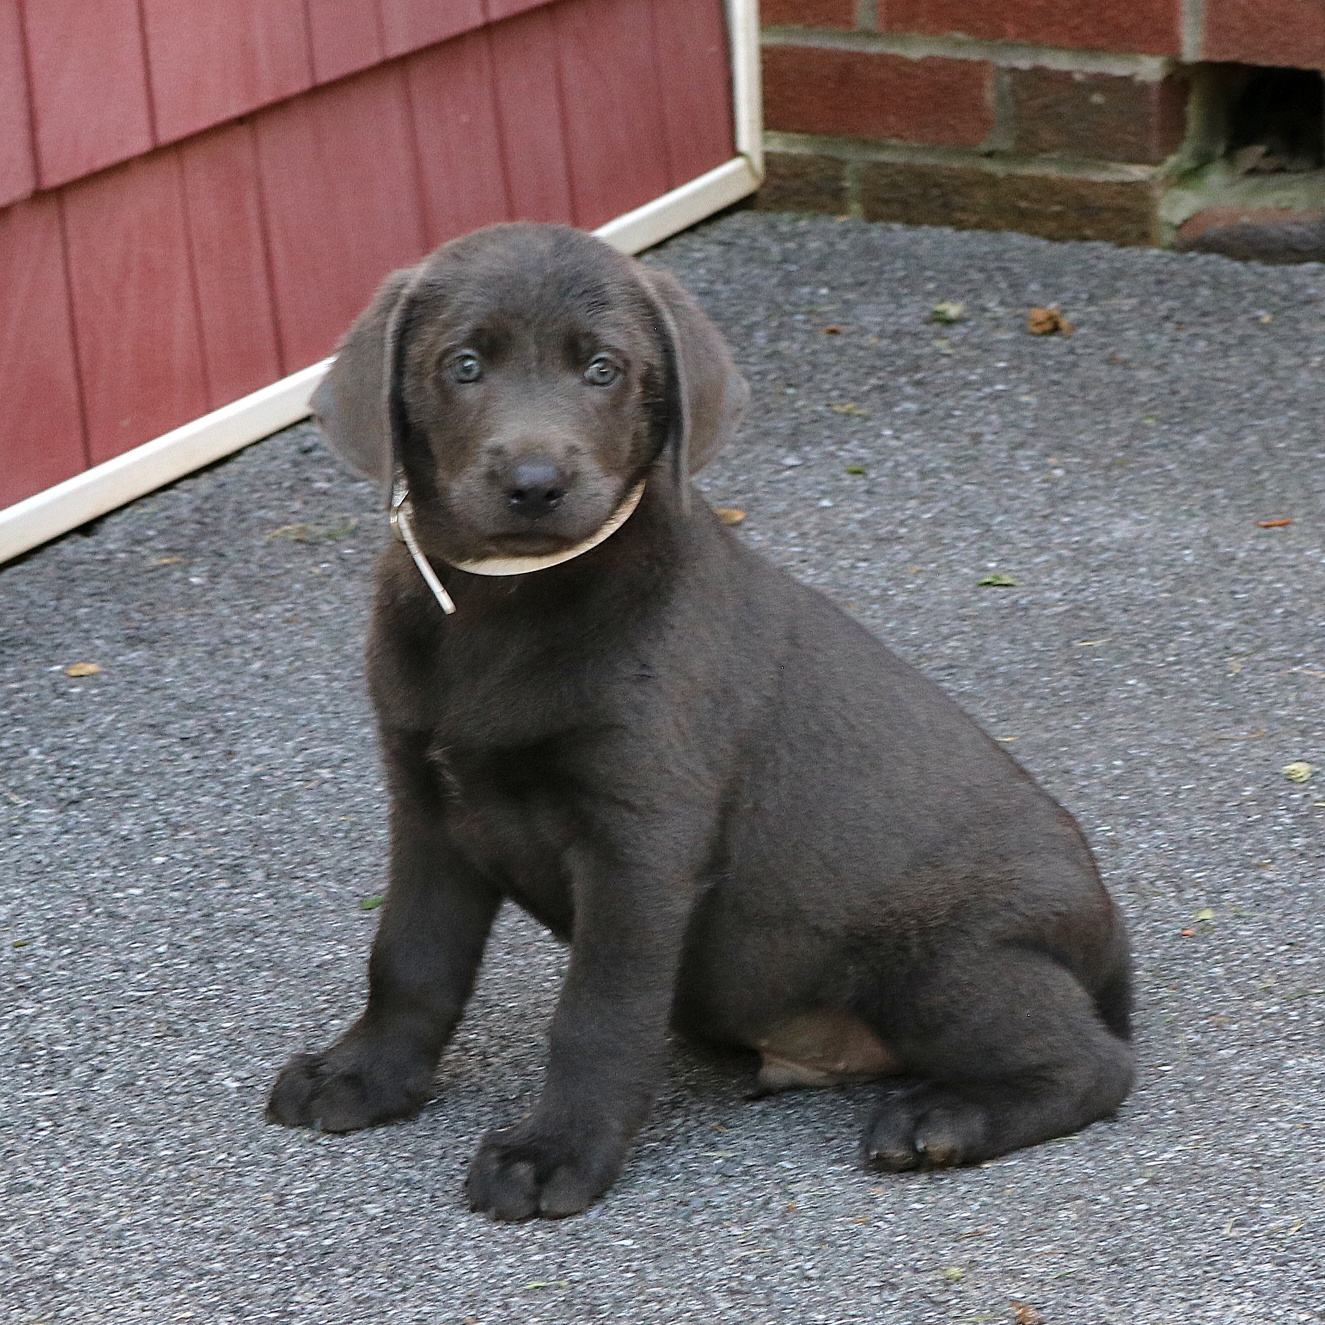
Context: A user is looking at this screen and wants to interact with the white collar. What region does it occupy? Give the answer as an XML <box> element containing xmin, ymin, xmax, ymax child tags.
<box><xmin>389</xmin><ymin>479</ymin><xmax>647</xmax><ymax>616</ymax></box>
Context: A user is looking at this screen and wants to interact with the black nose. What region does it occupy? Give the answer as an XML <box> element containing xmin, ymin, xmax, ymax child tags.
<box><xmin>506</xmin><ymin>463</ymin><xmax>567</xmax><ymax>518</ymax></box>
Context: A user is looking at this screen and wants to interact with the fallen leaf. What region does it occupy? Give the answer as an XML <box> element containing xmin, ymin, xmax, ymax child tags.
<box><xmin>931</xmin><ymin>301</ymin><xmax>966</xmax><ymax>324</ymax></box>
<box><xmin>943</xmin><ymin>1266</ymin><xmax>965</xmax><ymax>1281</ymax></box>
<box><xmin>1195</xmin><ymin>907</ymin><xmax>1215</xmax><ymax>922</ymax></box>
<box><xmin>154</xmin><ymin>555</ymin><xmax>184</xmax><ymax>565</ymax></box>
<box><xmin>64</xmin><ymin>662</ymin><xmax>101</xmax><ymax>677</ymax></box>
<box><xmin>845</xmin><ymin>465</ymin><xmax>867</xmax><ymax>475</ymax></box>
<box><xmin>829</xmin><ymin>401</ymin><xmax>867</xmax><ymax>416</ymax></box>
<box><xmin>786</xmin><ymin>1201</ymin><xmax>797</xmax><ymax>1212</ymax></box>
<box><xmin>821</xmin><ymin>325</ymin><xmax>844</xmax><ymax>335</ymax></box>
<box><xmin>1284</xmin><ymin>761</ymin><xmax>1314</xmax><ymax>782</ymax></box>
<box><xmin>359</xmin><ymin>895</ymin><xmax>384</xmax><ymax>911</ymax></box>
<box><xmin>714</xmin><ymin>507</ymin><xmax>747</xmax><ymax>526</ymax></box>
<box><xmin>1256</xmin><ymin>518</ymin><xmax>1293</xmax><ymax>528</ymax></box>
<box><xmin>1012</xmin><ymin>1303</ymin><xmax>1044</xmax><ymax>1325</ymax></box>
<box><xmin>977</xmin><ymin>573</ymin><xmax>1019</xmax><ymax>588</ymax></box>
<box><xmin>266</xmin><ymin>516</ymin><xmax>358</xmax><ymax>543</ymax></box>
<box><xmin>1028</xmin><ymin>306</ymin><xmax>1073</xmax><ymax>337</ymax></box>
<box><xmin>1074</xmin><ymin>638</ymin><xmax>1109</xmax><ymax>647</ymax></box>
<box><xmin>1180</xmin><ymin>928</ymin><xmax>1197</xmax><ymax>937</ymax></box>
<box><xmin>1259</xmin><ymin>313</ymin><xmax>1274</xmax><ymax>324</ymax></box>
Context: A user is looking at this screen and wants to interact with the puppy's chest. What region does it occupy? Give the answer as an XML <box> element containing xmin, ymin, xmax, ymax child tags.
<box><xmin>426</xmin><ymin>735</ymin><xmax>577</xmax><ymax>933</ymax></box>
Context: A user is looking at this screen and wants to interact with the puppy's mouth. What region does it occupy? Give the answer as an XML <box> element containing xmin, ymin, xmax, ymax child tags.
<box><xmin>426</xmin><ymin>475</ymin><xmax>643</xmax><ymax>568</ymax></box>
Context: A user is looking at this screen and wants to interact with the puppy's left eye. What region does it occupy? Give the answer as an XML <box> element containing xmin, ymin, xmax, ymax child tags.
<box><xmin>584</xmin><ymin>355</ymin><xmax>621</xmax><ymax>387</ymax></box>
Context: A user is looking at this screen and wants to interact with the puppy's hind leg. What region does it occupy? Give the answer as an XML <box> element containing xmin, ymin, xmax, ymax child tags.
<box><xmin>860</xmin><ymin>947</ymin><xmax>1134</xmax><ymax>1172</ymax></box>
<box><xmin>266</xmin><ymin>731</ymin><xmax>501</xmax><ymax>1133</ymax></box>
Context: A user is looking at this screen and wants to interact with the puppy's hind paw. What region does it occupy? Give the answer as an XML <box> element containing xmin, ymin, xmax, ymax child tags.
<box><xmin>861</xmin><ymin>1086</ymin><xmax>990</xmax><ymax>1172</ymax></box>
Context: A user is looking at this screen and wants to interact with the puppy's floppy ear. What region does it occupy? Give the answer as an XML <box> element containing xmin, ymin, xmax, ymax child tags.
<box><xmin>309</xmin><ymin>266</ymin><xmax>419</xmax><ymax>495</ymax></box>
<box><xmin>640</xmin><ymin>266</ymin><xmax>749</xmax><ymax>488</ymax></box>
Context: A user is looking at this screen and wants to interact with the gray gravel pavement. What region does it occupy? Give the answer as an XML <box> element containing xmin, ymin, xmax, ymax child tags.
<box><xmin>2</xmin><ymin>211</ymin><xmax>1323</xmax><ymax>1323</ymax></box>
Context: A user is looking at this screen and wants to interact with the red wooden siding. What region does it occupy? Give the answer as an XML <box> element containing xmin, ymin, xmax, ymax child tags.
<box><xmin>0</xmin><ymin>197</ymin><xmax>86</xmax><ymax>507</ymax></box>
<box><xmin>141</xmin><ymin>0</ymin><xmax>314</xmax><ymax>145</ymax></box>
<box><xmin>0</xmin><ymin>0</ymin><xmax>34</xmax><ymax>208</ymax></box>
<box><xmin>407</xmin><ymin>32</ymin><xmax>514</xmax><ymax>245</ymax></box>
<box><xmin>23</xmin><ymin>0</ymin><xmax>155</xmax><ymax>188</ymax></box>
<box><xmin>652</xmin><ymin>0</ymin><xmax>737</xmax><ymax>183</ymax></box>
<box><xmin>62</xmin><ymin>152</ymin><xmax>211</xmax><ymax>466</ymax></box>
<box><xmin>306</xmin><ymin>0</ymin><xmax>386</xmax><ymax>84</ymax></box>
<box><xmin>179</xmin><ymin>124</ymin><xmax>285</xmax><ymax>404</ymax></box>
<box><xmin>380</xmin><ymin>0</ymin><xmax>487</xmax><ymax>58</ymax></box>
<box><xmin>555</xmin><ymin>0</ymin><xmax>673</xmax><ymax>228</ymax></box>
<box><xmin>254</xmin><ymin>65</ymin><xmax>428</xmax><ymax>370</ymax></box>
<box><xmin>485</xmin><ymin>0</ymin><xmax>558</xmax><ymax>18</ymax></box>
<box><xmin>0</xmin><ymin>0</ymin><xmax>741</xmax><ymax>514</ymax></box>
<box><xmin>487</xmin><ymin>5</ymin><xmax>575</xmax><ymax>223</ymax></box>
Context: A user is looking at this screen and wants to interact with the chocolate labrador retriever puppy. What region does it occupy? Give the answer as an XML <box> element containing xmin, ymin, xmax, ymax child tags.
<box><xmin>266</xmin><ymin>223</ymin><xmax>1133</xmax><ymax>1220</ymax></box>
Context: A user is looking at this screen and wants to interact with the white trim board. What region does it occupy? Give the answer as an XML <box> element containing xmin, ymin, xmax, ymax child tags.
<box><xmin>0</xmin><ymin>1</ymin><xmax>764</xmax><ymax>567</ymax></box>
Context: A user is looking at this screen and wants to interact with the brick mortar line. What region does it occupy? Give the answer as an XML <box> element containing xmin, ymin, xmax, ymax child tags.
<box><xmin>764</xmin><ymin>129</ymin><xmax>1165</xmax><ymax>183</ymax></box>
<box><xmin>761</xmin><ymin>26</ymin><xmax>1174</xmax><ymax>81</ymax></box>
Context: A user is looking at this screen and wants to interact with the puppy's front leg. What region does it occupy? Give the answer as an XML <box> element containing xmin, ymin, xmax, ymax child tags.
<box><xmin>467</xmin><ymin>837</ymin><xmax>694</xmax><ymax>1220</ymax></box>
<box><xmin>267</xmin><ymin>728</ymin><xmax>501</xmax><ymax>1132</ymax></box>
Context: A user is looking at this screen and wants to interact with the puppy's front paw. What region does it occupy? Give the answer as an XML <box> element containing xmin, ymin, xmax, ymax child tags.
<box><xmin>466</xmin><ymin>1124</ymin><xmax>622</xmax><ymax>1221</ymax></box>
<box><xmin>265</xmin><ymin>1042</ymin><xmax>434</xmax><ymax>1133</ymax></box>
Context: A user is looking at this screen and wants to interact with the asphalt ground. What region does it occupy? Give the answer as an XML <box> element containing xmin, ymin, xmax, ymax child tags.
<box><xmin>2</xmin><ymin>211</ymin><xmax>1323</xmax><ymax>1324</ymax></box>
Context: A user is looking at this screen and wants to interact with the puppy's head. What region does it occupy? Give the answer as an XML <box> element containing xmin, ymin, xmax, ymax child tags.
<box><xmin>311</xmin><ymin>224</ymin><xmax>747</xmax><ymax>565</ymax></box>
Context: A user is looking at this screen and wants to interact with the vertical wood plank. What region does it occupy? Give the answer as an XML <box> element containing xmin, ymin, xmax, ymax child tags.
<box><xmin>406</xmin><ymin>30</ymin><xmax>511</xmax><ymax>245</ymax></box>
<box><xmin>0</xmin><ymin>196</ymin><xmax>87</xmax><ymax>508</ymax></box>
<box><xmin>378</xmin><ymin>0</ymin><xmax>484</xmax><ymax>58</ymax></box>
<box><xmin>305</xmin><ymin>0</ymin><xmax>385</xmax><ymax>84</ymax></box>
<box><xmin>62</xmin><ymin>152</ymin><xmax>210</xmax><ymax>465</ymax></box>
<box><xmin>651</xmin><ymin>0</ymin><xmax>735</xmax><ymax>186</ymax></box>
<box><xmin>23</xmin><ymin>0</ymin><xmax>154</xmax><ymax>189</ymax></box>
<box><xmin>141</xmin><ymin>0</ymin><xmax>313</xmax><ymax>144</ymax></box>
<box><xmin>254</xmin><ymin>66</ymin><xmax>428</xmax><ymax>370</ymax></box>
<box><xmin>553</xmin><ymin>0</ymin><xmax>671</xmax><ymax>229</ymax></box>
<box><xmin>179</xmin><ymin>123</ymin><xmax>284</xmax><ymax>406</ymax></box>
<box><xmin>0</xmin><ymin>0</ymin><xmax>35</xmax><ymax>207</ymax></box>
<box><xmin>487</xmin><ymin>5</ymin><xmax>573</xmax><ymax>224</ymax></box>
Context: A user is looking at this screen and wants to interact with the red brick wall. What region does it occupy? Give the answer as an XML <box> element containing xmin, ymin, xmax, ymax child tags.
<box><xmin>763</xmin><ymin>0</ymin><xmax>1325</xmax><ymax>67</ymax></box>
<box><xmin>757</xmin><ymin>0</ymin><xmax>1325</xmax><ymax>247</ymax></box>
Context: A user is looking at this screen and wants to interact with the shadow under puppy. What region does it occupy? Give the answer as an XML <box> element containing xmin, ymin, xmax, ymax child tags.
<box><xmin>266</xmin><ymin>222</ymin><xmax>1134</xmax><ymax>1220</ymax></box>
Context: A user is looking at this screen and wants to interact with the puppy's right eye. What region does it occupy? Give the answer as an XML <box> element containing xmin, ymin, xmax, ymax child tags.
<box><xmin>448</xmin><ymin>352</ymin><xmax>483</xmax><ymax>384</ymax></box>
